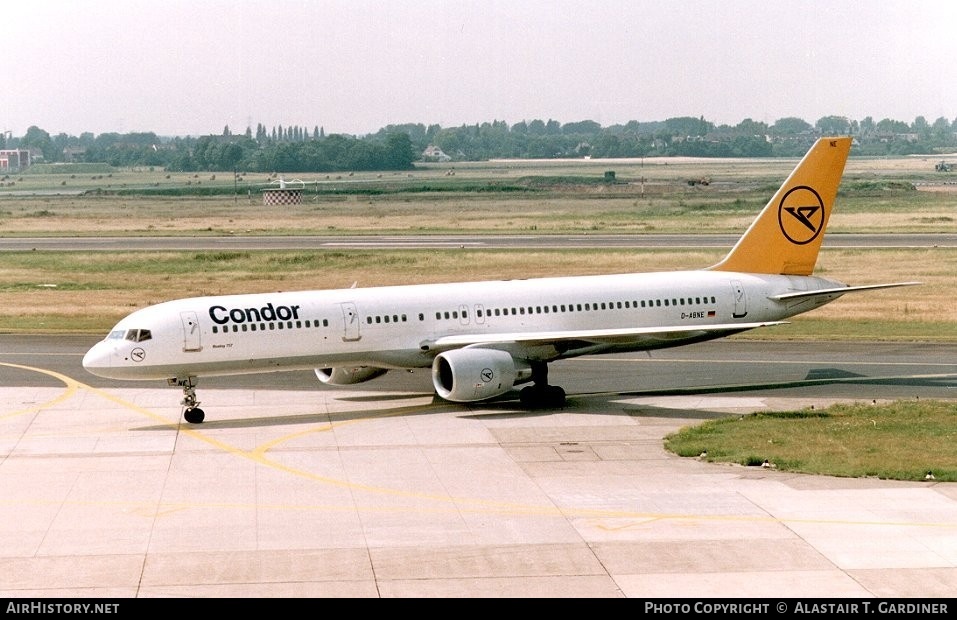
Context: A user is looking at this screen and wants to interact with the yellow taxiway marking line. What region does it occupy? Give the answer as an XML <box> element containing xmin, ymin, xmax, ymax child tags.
<box><xmin>4</xmin><ymin>362</ymin><xmax>956</xmax><ymax>528</ymax></box>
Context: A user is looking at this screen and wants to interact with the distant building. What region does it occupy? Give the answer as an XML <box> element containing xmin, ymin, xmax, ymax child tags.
<box><xmin>63</xmin><ymin>147</ymin><xmax>87</xmax><ymax>162</ymax></box>
<box><xmin>422</xmin><ymin>145</ymin><xmax>451</xmax><ymax>162</ymax></box>
<box><xmin>0</xmin><ymin>149</ymin><xmax>30</xmax><ymax>172</ymax></box>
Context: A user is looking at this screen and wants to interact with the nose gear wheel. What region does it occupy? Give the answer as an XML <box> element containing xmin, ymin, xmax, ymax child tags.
<box><xmin>176</xmin><ymin>377</ymin><xmax>205</xmax><ymax>423</ymax></box>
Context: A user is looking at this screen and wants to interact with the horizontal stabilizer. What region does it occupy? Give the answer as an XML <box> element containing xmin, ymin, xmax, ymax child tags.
<box><xmin>769</xmin><ymin>281</ymin><xmax>921</xmax><ymax>302</ymax></box>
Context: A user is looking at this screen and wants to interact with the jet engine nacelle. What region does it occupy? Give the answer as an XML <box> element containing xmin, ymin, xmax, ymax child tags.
<box><xmin>315</xmin><ymin>366</ymin><xmax>389</xmax><ymax>385</ymax></box>
<box><xmin>431</xmin><ymin>348</ymin><xmax>533</xmax><ymax>402</ymax></box>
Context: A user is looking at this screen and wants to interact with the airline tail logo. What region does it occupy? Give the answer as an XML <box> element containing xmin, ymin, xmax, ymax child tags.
<box><xmin>778</xmin><ymin>185</ymin><xmax>825</xmax><ymax>245</ymax></box>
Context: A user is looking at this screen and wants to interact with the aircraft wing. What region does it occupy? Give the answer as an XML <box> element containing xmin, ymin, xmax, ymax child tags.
<box><xmin>768</xmin><ymin>281</ymin><xmax>921</xmax><ymax>301</ymax></box>
<box><xmin>428</xmin><ymin>321</ymin><xmax>786</xmax><ymax>350</ymax></box>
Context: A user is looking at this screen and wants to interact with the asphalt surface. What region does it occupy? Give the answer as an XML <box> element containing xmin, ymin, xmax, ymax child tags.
<box><xmin>2</xmin><ymin>336</ymin><xmax>955</xmax><ymax>598</ymax></box>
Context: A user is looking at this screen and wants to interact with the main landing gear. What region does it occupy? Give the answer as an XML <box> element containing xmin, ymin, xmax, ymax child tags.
<box><xmin>519</xmin><ymin>361</ymin><xmax>566</xmax><ymax>408</ymax></box>
<box><xmin>175</xmin><ymin>377</ymin><xmax>205</xmax><ymax>423</ymax></box>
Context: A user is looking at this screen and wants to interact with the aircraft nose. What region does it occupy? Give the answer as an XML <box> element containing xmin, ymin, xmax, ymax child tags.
<box><xmin>82</xmin><ymin>342</ymin><xmax>112</xmax><ymax>376</ymax></box>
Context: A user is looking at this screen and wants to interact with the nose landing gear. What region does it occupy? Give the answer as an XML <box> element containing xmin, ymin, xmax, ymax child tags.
<box><xmin>172</xmin><ymin>376</ymin><xmax>205</xmax><ymax>423</ymax></box>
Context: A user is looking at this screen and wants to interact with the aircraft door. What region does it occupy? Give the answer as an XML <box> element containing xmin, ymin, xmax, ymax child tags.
<box><xmin>180</xmin><ymin>311</ymin><xmax>203</xmax><ymax>352</ymax></box>
<box><xmin>730</xmin><ymin>280</ymin><xmax>748</xmax><ymax>318</ymax></box>
<box><xmin>474</xmin><ymin>304</ymin><xmax>486</xmax><ymax>325</ymax></box>
<box><xmin>340</xmin><ymin>302</ymin><xmax>361</xmax><ymax>341</ymax></box>
<box><xmin>459</xmin><ymin>304</ymin><xmax>470</xmax><ymax>326</ymax></box>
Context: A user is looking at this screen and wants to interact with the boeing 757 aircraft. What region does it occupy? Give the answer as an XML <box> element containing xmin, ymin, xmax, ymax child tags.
<box><xmin>83</xmin><ymin>137</ymin><xmax>918</xmax><ymax>423</ymax></box>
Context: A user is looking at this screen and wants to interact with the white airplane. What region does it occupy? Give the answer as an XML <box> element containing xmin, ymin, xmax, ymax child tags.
<box><xmin>83</xmin><ymin>137</ymin><xmax>918</xmax><ymax>423</ymax></box>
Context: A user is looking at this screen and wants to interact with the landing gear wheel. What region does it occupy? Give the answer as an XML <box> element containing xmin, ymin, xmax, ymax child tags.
<box><xmin>184</xmin><ymin>407</ymin><xmax>205</xmax><ymax>424</ymax></box>
<box><xmin>176</xmin><ymin>376</ymin><xmax>205</xmax><ymax>423</ymax></box>
<box><xmin>519</xmin><ymin>361</ymin><xmax>566</xmax><ymax>409</ymax></box>
<box><xmin>545</xmin><ymin>385</ymin><xmax>566</xmax><ymax>407</ymax></box>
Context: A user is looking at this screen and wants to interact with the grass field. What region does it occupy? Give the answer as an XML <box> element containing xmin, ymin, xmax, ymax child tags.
<box><xmin>2</xmin><ymin>155</ymin><xmax>955</xmax><ymax>237</ymax></box>
<box><xmin>1</xmin><ymin>155</ymin><xmax>954</xmax><ymax>334</ymax></box>
<box><xmin>0</xmin><ymin>247</ymin><xmax>953</xmax><ymax>337</ymax></box>
<box><xmin>665</xmin><ymin>400</ymin><xmax>957</xmax><ymax>481</ymax></box>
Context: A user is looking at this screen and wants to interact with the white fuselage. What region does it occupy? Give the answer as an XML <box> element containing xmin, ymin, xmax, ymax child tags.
<box><xmin>82</xmin><ymin>270</ymin><xmax>844</xmax><ymax>382</ymax></box>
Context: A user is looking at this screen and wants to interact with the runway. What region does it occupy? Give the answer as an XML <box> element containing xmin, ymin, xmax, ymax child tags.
<box><xmin>1</xmin><ymin>336</ymin><xmax>955</xmax><ymax>598</ymax></box>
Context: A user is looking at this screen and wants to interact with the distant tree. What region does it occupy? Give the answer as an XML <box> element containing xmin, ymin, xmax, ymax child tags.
<box><xmin>771</xmin><ymin>117</ymin><xmax>812</xmax><ymax>135</ymax></box>
<box><xmin>383</xmin><ymin>132</ymin><xmax>416</xmax><ymax>169</ymax></box>
<box><xmin>815</xmin><ymin>116</ymin><xmax>852</xmax><ymax>135</ymax></box>
<box><xmin>561</xmin><ymin>120</ymin><xmax>601</xmax><ymax>135</ymax></box>
<box><xmin>526</xmin><ymin>119</ymin><xmax>546</xmax><ymax>135</ymax></box>
<box><xmin>734</xmin><ymin>118</ymin><xmax>769</xmax><ymax>136</ymax></box>
<box><xmin>52</xmin><ymin>132</ymin><xmax>71</xmax><ymax>161</ymax></box>
<box><xmin>223</xmin><ymin>125</ymin><xmax>231</xmax><ymax>136</ymax></box>
<box><xmin>911</xmin><ymin>116</ymin><xmax>930</xmax><ymax>139</ymax></box>
<box><xmin>21</xmin><ymin>125</ymin><xmax>54</xmax><ymax>161</ymax></box>
<box><xmin>730</xmin><ymin>135</ymin><xmax>772</xmax><ymax>156</ymax></box>
<box><xmin>664</xmin><ymin>116</ymin><xmax>713</xmax><ymax>137</ymax></box>
<box><xmin>875</xmin><ymin>118</ymin><xmax>910</xmax><ymax>133</ymax></box>
<box><xmin>931</xmin><ymin>117</ymin><xmax>952</xmax><ymax>142</ymax></box>
<box><xmin>165</xmin><ymin>149</ymin><xmax>196</xmax><ymax>172</ymax></box>
<box><xmin>219</xmin><ymin>143</ymin><xmax>244</xmax><ymax>170</ymax></box>
<box><xmin>591</xmin><ymin>133</ymin><xmax>621</xmax><ymax>158</ymax></box>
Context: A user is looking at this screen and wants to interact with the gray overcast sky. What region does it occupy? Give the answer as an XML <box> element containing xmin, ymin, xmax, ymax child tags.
<box><xmin>4</xmin><ymin>0</ymin><xmax>956</xmax><ymax>137</ymax></box>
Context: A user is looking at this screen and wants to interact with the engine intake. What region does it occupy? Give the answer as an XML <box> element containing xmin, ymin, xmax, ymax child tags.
<box><xmin>431</xmin><ymin>348</ymin><xmax>532</xmax><ymax>402</ymax></box>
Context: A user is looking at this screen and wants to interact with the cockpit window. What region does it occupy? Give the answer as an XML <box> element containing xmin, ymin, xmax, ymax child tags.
<box><xmin>107</xmin><ymin>329</ymin><xmax>151</xmax><ymax>342</ymax></box>
<box><xmin>125</xmin><ymin>329</ymin><xmax>152</xmax><ymax>342</ymax></box>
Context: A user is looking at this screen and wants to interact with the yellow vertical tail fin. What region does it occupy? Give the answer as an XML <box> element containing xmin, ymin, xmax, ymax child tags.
<box><xmin>709</xmin><ymin>136</ymin><xmax>852</xmax><ymax>275</ymax></box>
